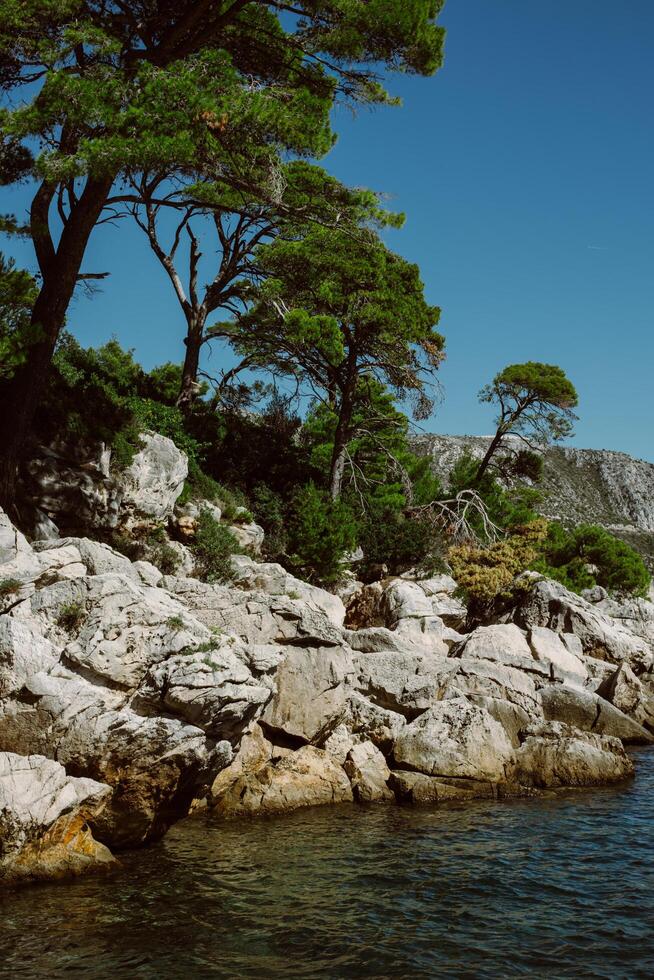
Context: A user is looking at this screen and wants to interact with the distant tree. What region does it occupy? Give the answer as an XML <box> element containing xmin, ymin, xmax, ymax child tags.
<box><xmin>231</xmin><ymin>226</ymin><xmax>444</xmax><ymax>498</ymax></box>
<box><xmin>0</xmin><ymin>0</ymin><xmax>446</xmax><ymax>505</ymax></box>
<box><xmin>474</xmin><ymin>362</ymin><xmax>578</xmax><ymax>485</ymax></box>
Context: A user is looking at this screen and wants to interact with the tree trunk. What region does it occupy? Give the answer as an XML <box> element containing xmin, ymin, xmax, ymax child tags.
<box><xmin>473</xmin><ymin>428</ymin><xmax>506</xmax><ymax>486</ymax></box>
<box><xmin>0</xmin><ymin>175</ymin><xmax>114</xmax><ymax>509</ymax></box>
<box><xmin>176</xmin><ymin>312</ymin><xmax>206</xmax><ymax>416</ymax></box>
<box><xmin>329</xmin><ymin>372</ymin><xmax>357</xmax><ymax>500</ymax></box>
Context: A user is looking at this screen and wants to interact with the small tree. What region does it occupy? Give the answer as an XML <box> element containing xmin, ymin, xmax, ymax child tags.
<box><xmin>474</xmin><ymin>362</ymin><xmax>578</xmax><ymax>484</ymax></box>
<box><xmin>232</xmin><ymin>227</ymin><xmax>444</xmax><ymax>498</ymax></box>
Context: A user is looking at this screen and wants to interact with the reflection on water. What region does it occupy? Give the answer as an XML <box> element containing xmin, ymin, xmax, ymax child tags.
<box><xmin>2</xmin><ymin>751</ymin><xmax>654</xmax><ymax>979</ymax></box>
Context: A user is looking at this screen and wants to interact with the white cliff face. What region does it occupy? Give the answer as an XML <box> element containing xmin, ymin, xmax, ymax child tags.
<box><xmin>412</xmin><ymin>434</ymin><xmax>654</xmax><ymax>560</ymax></box>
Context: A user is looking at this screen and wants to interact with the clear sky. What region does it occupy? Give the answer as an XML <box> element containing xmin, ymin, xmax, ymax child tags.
<box><xmin>2</xmin><ymin>0</ymin><xmax>653</xmax><ymax>461</ymax></box>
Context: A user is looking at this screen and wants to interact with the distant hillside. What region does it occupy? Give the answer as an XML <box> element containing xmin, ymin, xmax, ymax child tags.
<box><xmin>412</xmin><ymin>434</ymin><xmax>654</xmax><ymax>568</ymax></box>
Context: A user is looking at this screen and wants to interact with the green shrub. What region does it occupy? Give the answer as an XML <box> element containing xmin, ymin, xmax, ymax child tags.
<box><xmin>533</xmin><ymin>522</ymin><xmax>651</xmax><ymax>597</ymax></box>
<box><xmin>287</xmin><ymin>483</ymin><xmax>357</xmax><ymax>584</ymax></box>
<box><xmin>449</xmin><ymin>519</ymin><xmax>549</xmax><ymax>611</ymax></box>
<box><xmin>252</xmin><ymin>484</ymin><xmax>287</xmax><ymax>561</ymax></box>
<box><xmin>357</xmin><ymin>503</ymin><xmax>446</xmax><ymax>577</ymax></box>
<box><xmin>191</xmin><ymin>509</ymin><xmax>242</xmax><ymax>583</ymax></box>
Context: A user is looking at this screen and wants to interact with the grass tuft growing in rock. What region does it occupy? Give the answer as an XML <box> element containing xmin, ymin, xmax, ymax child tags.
<box><xmin>55</xmin><ymin>601</ymin><xmax>86</xmax><ymax>633</ymax></box>
<box><xmin>0</xmin><ymin>577</ymin><xmax>21</xmax><ymax>597</ymax></box>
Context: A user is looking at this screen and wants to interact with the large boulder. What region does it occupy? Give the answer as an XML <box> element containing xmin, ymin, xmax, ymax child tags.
<box><xmin>527</xmin><ymin>626</ymin><xmax>588</xmax><ymax>683</ymax></box>
<box><xmin>380</xmin><ymin>579</ymin><xmax>433</xmax><ymax>625</ymax></box>
<box><xmin>393</xmin><ymin>697</ymin><xmax>515</xmax><ymax>783</ymax></box>
<box><xmin>516</xmin><ymin>579</ymin><xmax>653</xmax><ymax>671</ymax></box>
<box><xmin>540</xmin><ymin>684</ymin><xmax>654</xmax><ymax>745</ymax></box>
<box><xmin>211</xmin><ymin>745</ymin><xmax>352</xmax><ymax>817</ymax></box>
<box><xmin>118</xmin><ymin>432</ymin><xmax>187</xmax><ymax>521</ymax></box>
<box><xmin>514</xmin><ymin>722</ymin><xmax>634</xmax><ymax>788</ymax></box>
<box><xmin>597</xmin><ymin>663</ymin><xmax>654</xmax><ymax>733</ymax></box>
<box><xmin>455</xmin><ymin>624</ymin><xmax>550</xmax><ymax>679</ymax></box>
<box><xmin>228</xmin><ymin>522</ymin><xmax>265</xmax><ymax>555</ymax></box>
<box><xmin>390</xmin><ymin>770</ymin><xmax>499</xmax><ymax>804</ymax></box>
<box><xmin>0</xmin><ymin>665</ymin><xmax>233</xmax><ymax>848</ymax></box>
<box><xmin>344</xmin><ymin>692</ymin><xmax>406</xmax><ymax>753</ymax></box>
<box><xmin>354</xmin><ymin>650</ymin><xmax>456</xmax><ymax>718</ymax></box>
<box><xmin>595</xmin><ymin>595</ymin><xmax>654</xmax><ymax>648</ymax></box>
<box><xmin>0</xmin><ymin>752</ymin><xmax>116</xmax><ymax>884</ymax></box>
<box><xmin>137</xmin><ymin>640</ymin><xmax>273</xmax><ymax>741</ymax></box>
<box><xmin>262</xmin><ymin>645</ymin><xmax>355</xmax><ymax>743</ymax></box>
<box><xmin>11</xmin><ymin>574</ymin><xmax>211</xmax><ymax>690</ymax></box>
<box><xmin>21</xmin><ymin>440</ymin><xmax>121</xmax><ymax>534</ymax></box>
<box><xmin>163</xmin><ymin>576</ymin><xmax>344</xmax><ymax>647</ymax></box>
<box><xmin>230</xmin><ymin>554</ymin><xmax>345</xmax><ymax>628</ymax></box>
<box><xmin>343</xmin><ymin>740</ymin><xmax>393</xmax><ymax>802</ymax></box>
<box><xmin>440</xmin><ymin>657</ymin><xmax>542</xmax><ymax>721</ymax></box>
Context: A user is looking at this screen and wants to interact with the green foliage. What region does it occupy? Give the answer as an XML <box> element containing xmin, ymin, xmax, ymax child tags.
<box><xmin>146</xmin><ymin>528</ymin><xmax>180</xmax><ymax>576</ymax></box>
<box><xmin>0</xmin><ymin>577</ymin><xmax>21</xmax><ymax>597</ymax></box>
<box><xmin>191</xmin><ymin>509</ymin><xmax>242</xmax><ymax>584</ymax></box>
<box><xmin>55</xmin><ymin>600</ymin><xmax>86</xmax><ymax>633</ymax></box>
<box><xmin>166</xmin><ymin>615</ymin><xmax>185</xmax><ymax>632</ymax></box>
<box><xmin>251</xmin><ymin>484</ymin><xmax>288</xmax><ymax>562</ymax></box>
<box><xmin>287</xmin><ymin>483</ymin><xmax>357</xmax><ymax>584</ymax></box>
<box><xmin>510</xmin><ymin>450</ymin><xmax>544</xmax><ymax>482</ymax></box>
<box><xmin>475</xmin><ymin>362</ymin><xmax>578</xmax><ymax>483</ymax></box>
<box><xmin>0</xmin><ymin>253</ymin><xmax>39</xmax><ymax>380</ymax></box>
<box><xmin>232</xmin><ymin>226</ymin><xmax>443</xmax><ymax>494</ymax></box>
<box><xmin>448</xmin><ymin>450</ymin><xmax>543</xmax><ymax>538</ymax></box>
<box><xmin>358</xmin><ymin>503</ymin><xmax>446</xmax><ymax>578</ymax></box>
<box><xmin>533</xmin><ymin>523</ymin><xmax>651</xmax><ymax>597</ymax></box>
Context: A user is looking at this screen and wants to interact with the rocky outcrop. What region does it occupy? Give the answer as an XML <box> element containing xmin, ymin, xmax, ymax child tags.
<box><xmin>514</xmin><ymin>579</ymin><xmax>653</xmax><ymax>671</ymax></box>
<box><xmin>211</xmin><ymin>745</ymin><xmax>353</xmax><ymax>817</ymax></box>
<box><xmin>393</xmin><ymin>697</ymin><xmax>515</xmax><ymax>784</ymax></box>
<box><xmin>0</xmin><ymin>752</ymin><xmax>116</xmax><ymax>884</ymax></box>
<box><xmin>514</xmin><ymin>723</ymin><xmax>634</xmax><ymax>788</ymax></box>
<box><xmin>2</xmin><ymin>488</ymin><xmax>654</xmax><ymax>886</ymax></box>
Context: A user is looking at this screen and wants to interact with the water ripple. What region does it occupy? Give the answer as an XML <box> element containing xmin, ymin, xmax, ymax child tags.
<box><xmin>1</xmin><ymin>751</ymin><xmax>654</xmax><ymax>978</ymax></box>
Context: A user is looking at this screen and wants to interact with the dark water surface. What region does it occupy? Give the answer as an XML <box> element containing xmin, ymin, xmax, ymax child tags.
<box><xmin>2</xmin><ymin>752</ymin><xmax>654</xmax><ymax>979</ymax></box>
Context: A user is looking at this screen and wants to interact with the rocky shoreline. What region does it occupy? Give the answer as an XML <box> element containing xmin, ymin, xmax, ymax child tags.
<box><xmin>1</xmin><ymin>433</ymin><xmax>653</xmax><ymax>886</ymax></box>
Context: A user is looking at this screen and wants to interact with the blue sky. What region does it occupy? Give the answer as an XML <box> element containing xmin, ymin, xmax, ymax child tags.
<box><xmin>2</xmin><ymin>0</ymin><xmax>653</xmax><ymax>461</ymax></box>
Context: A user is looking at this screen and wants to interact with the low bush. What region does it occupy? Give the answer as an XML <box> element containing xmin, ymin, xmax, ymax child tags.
<box><xmin>191</xmin><ymin>509</ymin><xmax>242</xmax><ymax>583</ymax></box>
<box><xmin>0</xmin><ymin>577</ymin><xmax>21</xmax><ymax>597</ymax></box>
<box><xmin>449</xmin><ymin>519</ymin><xmax>548</xmax><ymax>611</ymax></box>
<box><xmin>533</xmin><ymin>522</ymin><xmax>650</xmax><ymax>597</ymax></box>
<box><xmin>357</xmin><ymin>503</ymin><xmax>447</xmax><ymax>578</ymax></box>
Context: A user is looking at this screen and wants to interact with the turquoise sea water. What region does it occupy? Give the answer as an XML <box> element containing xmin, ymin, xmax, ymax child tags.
<box><xmin>2</xmin><ymin>751</ymin><xmax>653</xmax><ymax>979</ymax></box>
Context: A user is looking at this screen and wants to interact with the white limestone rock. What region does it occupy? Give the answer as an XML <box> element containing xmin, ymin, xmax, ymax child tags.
<box><xmin>514</xmin><ymin>722</ymin><xmax>634</xmax><ymax>788</ymax></box>
<box><xmin>0</xmin><ymin>752</ymin><xmax>115</xmax><ymax>883</ymax></box>
<box><xmin>528</xmin><ymin>626</ymin><xmax>589</xmax><ymax>683</ymax></box>
<box><xmin>344</xmin><ymin>740</ymin><xmax>393</xmax><ymax>802</ymax></box>
<box><xmin>262</xmin><ymin>644</ymin><xmax>355</xmax><ymax>743</ymax></box>
<box><xmin>119</xmin><ymin>432</ymin><xmax>187</xmax><ymax>520</ymax></box>
<box><xmin>230</xmin><ymin>554</ymin><xmax>345</xmax><ymax>627</ymax></box>
<box><xmin>393</xmin><ymin>697</ymin><xmax>515</xmax><ymax>783</ymax></box>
